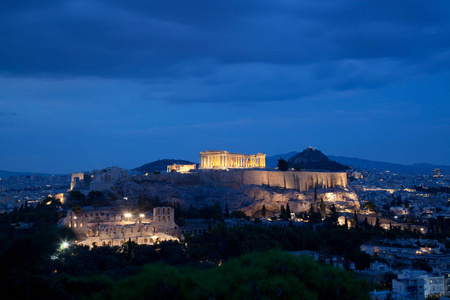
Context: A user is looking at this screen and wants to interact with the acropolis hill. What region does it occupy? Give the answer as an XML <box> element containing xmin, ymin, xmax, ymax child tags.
<box><xmin>111</xmin><ymin>149</ymin><xmax>359</xmax><ymax>216</ymax></box>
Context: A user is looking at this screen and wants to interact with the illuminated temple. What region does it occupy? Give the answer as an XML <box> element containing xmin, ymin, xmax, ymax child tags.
<box><xmin>200</xmin><ymin>150</ymin><xmax>266</xmax><ymax>169</ymax></box>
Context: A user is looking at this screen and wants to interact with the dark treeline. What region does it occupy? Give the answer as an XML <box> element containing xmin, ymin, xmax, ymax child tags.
<box><xmin>1</xmin><ymin>223</ymin><xmax>375</xmax><ymax>299</ymax></box>
<box><xmin>93</xmin><ymin>250</ymin><xmax>370</xmax><ymax>300</ymax></box>
<box><xmin>0</xmin><ymin>197</ymin><xmax>63</xmax><ymax>234</ymax></box>
<box><xmin>0</xmin><ymin>212</ymin><xmax>427</xmax><ymax>300</ymax></box>
<box><xmin>414</xmin><ymin>185</ymin><xmax>450</xmax><ymax>194</ymax></box>
<box><xmin>0</xmin><ymin>197</ymin><xmax>443</xmax><ymax>299</ymax></box>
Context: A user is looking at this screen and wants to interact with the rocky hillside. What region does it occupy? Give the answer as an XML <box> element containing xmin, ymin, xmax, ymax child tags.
<box><xmin>113</xmin><ymin>175</ymin><xmax>359</xmax><ymax>217</ymax></box>
<box><xmin>133</xmin><ymin>159</ymin><xmax>196</xmax><ymax>173</ymax></box>
<box><xmin>288</xmin><ymin>147</ymin><xmax>349</xmax><ymax>172</ymax></box>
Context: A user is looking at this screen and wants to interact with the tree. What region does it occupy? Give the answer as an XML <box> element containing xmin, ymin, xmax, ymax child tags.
<box><xmin>225</xmin><ymin>202</ymin><xmax>230</xmax><ymax>217</ymax></box>
<box><xmin>329</xmin><ymin>204</ymin><xmax>339</xmax><ymax>226</ymax></box>
<box><xmin>200</xmin><ymin>202</ymin><xmax>223</xmax><ymax>220</ymax></box>
<box><xmin>72</xmin><ymin>205</ymin><xmax>82</xmax><ymax>215</ymax></box>
<box><xmin>68</xmin><ymin>190</ymin><xmax>86</xmax><ymax>203</ymax></box>
<box><xmin>404</xmin><ymin>199</ymin><xmax>410</xmax><ymax>208</ymax></box>
<box><xmin>362</xmin><ymin>217</ymin><xmax>369</xmax><ymax>230</ymax></box>
<box><xmin>314</xmin><ymin>186</ymin><xmax>318</xmax><ymax>202</ymax></box>
<box><xmin>352</xmin><ymin>210</ymin><xmax>359</xmax><ymax>229</ymax></box>
<box><xmin>280</xmin><ymin>205</ymin><xmax>286</xmax><ymax>219</ymax></box>
<box><xmin>308</xmin><ymin>203</ymin><xmax>322</xmax><ymax>224</ymax></box>
<box><xmin>97</xmin><ymin>250</ymin><xmax>370</xmax><ymax>300</ymax></box>
<box><xmin>309</xmin><ymin>203</ymin><xmax>315</xmax><ymax>216</ymax></box>
<box><xmin>412</xmin><ymin>259</ymin><xmax>432</xmax><ymax>272</ymax></box>
<box><xmin>320</xmin><ymin>197</ymin><xmax>326</xmax><ymax>216</ymax></box>
<box><xmin>374</xmin><ymin>217</ymin><xmax>381</xmax><ymax>231</ymax></box>
<box><xmin>230</xmin><ymin>211</ymin><xmax>247</xmax><ymax>219</ymax></box>
<box><xmin>261</xmin><ymin>205</ymin><xmax>267</xmax><ymax>218</ymax></box>
<box><xmin>363</xmin><ymin>201</ymin><xmax>376</xmax><ymax>212</ymax></box>
<box><xmin>277</xmin><ymin>158</ymin><xmax>288</xmax><ymax>171</ymax></box>
<box><xmin>286</xmin><ymin>203</ymin><xmax>291</xmax><ymax>219</ymax></box>
<box><xmin>88</xmin><ymin>191</ymin><xmax>108</xmax><ymax>207</ymax></box>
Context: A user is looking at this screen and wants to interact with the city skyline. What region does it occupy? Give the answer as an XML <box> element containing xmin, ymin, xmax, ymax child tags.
<box><xmin>1</xmin><ymin>1</ymin><xmax>449</xmax><ymax>173</ymax></box>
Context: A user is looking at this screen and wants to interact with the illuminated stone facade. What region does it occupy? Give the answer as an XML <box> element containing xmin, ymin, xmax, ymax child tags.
<box><xmin>58</xmin><ymin>207</ymin><xmax>178</xmax><ymax>247</ymax></box>
<box><xmin>167</xmin><ymin>163</ymin><xmax>196</xmax><ymax>173</ymax></box>
<box><xmin>200</xmin><ymin>150</ymin><xmax>266</xmax><ymax>169</ymax></box>
<box><xmin>69</xmin><ymin>166</ymin><xmax>127</xmax><ymax>192</ymax></box>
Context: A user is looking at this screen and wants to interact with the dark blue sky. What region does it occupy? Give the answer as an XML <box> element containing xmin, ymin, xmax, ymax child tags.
<box><xmin>1</xmin><ymin>0</ymin><xmax>449</xmax><ymax>173</ymax></box>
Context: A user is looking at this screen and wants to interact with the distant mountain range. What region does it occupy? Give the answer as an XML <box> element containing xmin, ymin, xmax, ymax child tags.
<box><xmin>328</xmin><ymin>155</ymin><xmax>450</xmax><ymax>175</ymax></box>
<box><xmin>0</xmin><ymin>170</ymin><xmax>56</xmax><ymax>178</ymax></box>
<box><xmin>2</xmin><ymin>152</ymin><xmax>448</xmax><ymax>177</ymax></box>
<box><xmin>266</xmin><ymin>152</ymin><xmax>449</xmax><ymax>175</ymax></box>
<box><xmin>133</xmin><ymin>159</ymin><xmax>196</xmax><ymax>173</ymax></box>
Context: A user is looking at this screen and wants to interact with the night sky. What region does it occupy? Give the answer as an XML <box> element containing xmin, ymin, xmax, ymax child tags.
<box><xmin>1</xmin><ymin>0</ymin><xmax>449</xmax><ymax>174</ymax></box>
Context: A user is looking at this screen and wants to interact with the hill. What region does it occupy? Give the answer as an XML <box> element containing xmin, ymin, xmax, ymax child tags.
<box><xmin>288</xmin><ymin>147</ymin><xmax>349</xmax><ymax>172</ymax></box>
<box><xmin>265</xmin><ymin>151</ymin><xmax>298</xmax><ymax>168</ymax></box>
<box><xmin>133</xmin><ymin>159</ymin><xmax>197</xmax><ymax>173</ymax></box>
<box><xmin>266</xmin><ymin>151</ymin><xmax>449</xmax><ymax>175</ymax></box>
<box><xmin>328</xmin><ymin>155</ymin><xmax>450</xmax><ymax>175</ymax></box>
<box><xmin>0</xmin><ymin>170</ymin><xmax>56</xmax><ymax>178</ymax></box>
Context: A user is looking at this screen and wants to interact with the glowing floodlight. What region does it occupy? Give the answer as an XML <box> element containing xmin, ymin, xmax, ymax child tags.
<box><xmin>61</xmin><ymin>241</ymin><xmax>69</xmax><ymax>249</ymax></box>
<box><xmin>124</xmin><ymin>213</ymin><xmax>132</xmax><ymax>218</ymax></box>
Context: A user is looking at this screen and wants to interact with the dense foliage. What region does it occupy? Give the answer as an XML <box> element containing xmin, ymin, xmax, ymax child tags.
<box><xmin>0</xmin><ymin>197</ymin><xmax>442</xmax><ymax>299</ymax></box>
<box><xmin>92</xmin><ymin>250</ymin><xmax>370</xmax><ymax>300</ymax></box>
<box><xmin>277</xmin><ymin>158</ymin><xmax>289</xmax><ymax>171</ymax></box>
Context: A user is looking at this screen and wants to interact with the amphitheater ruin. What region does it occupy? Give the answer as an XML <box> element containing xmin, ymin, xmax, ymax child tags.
<box><xmin>58</xmin><ymin>207</ymin><xmax>179</xmax><ymax>247</ymax></box>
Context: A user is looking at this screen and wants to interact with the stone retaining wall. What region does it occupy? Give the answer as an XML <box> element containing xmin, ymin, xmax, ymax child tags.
<box><xmin>137</xmin><ymin>170</ymin><xmax>347</xmax><ymax>193</ymax></box>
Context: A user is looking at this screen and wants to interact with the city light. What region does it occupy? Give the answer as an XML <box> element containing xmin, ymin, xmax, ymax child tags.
<box><xmin>139</xmin><ymin>214</ymin><xmax>145</xmax><ymax>218</ymax></box>
<box><xmin>61</xmin><ymin>241</ymin><xmax>69</xmax><ymax>249</ymax></box>
<box><xmin>124</xmin><ymin>213</ymin><xmax>132</xmax><ymax>218</ymax></box>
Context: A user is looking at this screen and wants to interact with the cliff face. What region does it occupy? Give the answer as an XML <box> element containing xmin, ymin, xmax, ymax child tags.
<box><xmin>126</xmin><ymin>170</ymin><xmax>348</xmax><ymax>193</ymax></box>
<box><xmin>113</xmin><ymin>176</ymin><xmax>359</xmax><ymax>217</ymax></box>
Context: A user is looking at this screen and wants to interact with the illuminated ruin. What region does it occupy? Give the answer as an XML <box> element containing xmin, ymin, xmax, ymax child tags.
<box><xmin>200</xmin><ymin>150</ymin><xmax>266</xmax><ymax>169</ymax></box>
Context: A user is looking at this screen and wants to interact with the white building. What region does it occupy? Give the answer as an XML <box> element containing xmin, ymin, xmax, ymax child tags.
<box><xmin>393</xmin><ymin>269</ymin><xmax>445</xmax><ymax>300</ymax></box>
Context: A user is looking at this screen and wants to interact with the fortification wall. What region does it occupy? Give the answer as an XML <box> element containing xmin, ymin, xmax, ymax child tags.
<box><xmin>70</xmin><ymin>172</ymin><xmax>88</xmax><ymax>191</ymax></box>
<box><xmin>137</xmin><ymin>170</ymin><xmax>347</xmax><ymax>193</ymax></box>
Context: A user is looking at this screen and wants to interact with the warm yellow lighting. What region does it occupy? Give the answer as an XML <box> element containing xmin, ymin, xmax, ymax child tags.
<box><xmin>61</xmin><ymin>241</ymin><xmax>69</xmax><ymax>249</ymax></box>
<box><xmin>139</xmin><ymin>214</ymin><xmax>145</xmax><ymax>218</ymax></box>
<box><xmin>124</xmin><ymin>213</ymin><xmax>132</xmax><ymax>218</ymax></box>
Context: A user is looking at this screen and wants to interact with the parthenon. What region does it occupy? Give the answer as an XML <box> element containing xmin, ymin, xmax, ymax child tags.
<box><xmin>200</xmin><ymin>150</ymin><xmax>266</xmax><ymax>169</ymax></box>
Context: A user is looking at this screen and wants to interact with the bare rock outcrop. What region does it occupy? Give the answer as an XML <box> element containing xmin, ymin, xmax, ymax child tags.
<box><xmin>113</xmin><ymin>176</ymin><xmax>359</xmax><ymax>216</ymax></box>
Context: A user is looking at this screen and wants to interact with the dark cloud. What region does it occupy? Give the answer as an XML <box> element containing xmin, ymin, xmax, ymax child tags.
<box><xmin>0</xmin><ymin>0</ymin><xmax>449</xmax><ymax>103</ymax></box>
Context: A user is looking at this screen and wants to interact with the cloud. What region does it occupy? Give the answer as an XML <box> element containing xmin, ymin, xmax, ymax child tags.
<box><xmin>0</xmin><ymin>0</ymin><xmax>448</xmax><ymax>106</ymax></box>
<box><xmin>139</xmin><ymin>58</ymin><xmax>411</xmax><ymax>103</ymax></box>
